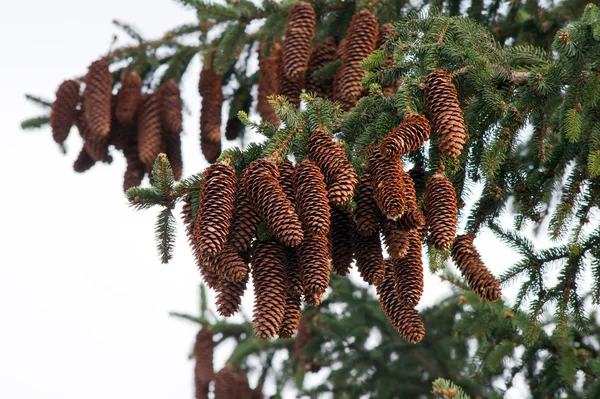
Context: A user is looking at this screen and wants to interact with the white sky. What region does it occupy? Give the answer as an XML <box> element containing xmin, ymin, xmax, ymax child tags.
<box><xmin>0</xmin><ymin>1</ymin><xmax>530</xmax><ymax>398</ymax></box>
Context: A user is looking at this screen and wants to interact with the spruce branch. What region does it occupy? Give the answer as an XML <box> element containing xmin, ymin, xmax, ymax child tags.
<box><xmin>155</xmin><ymin>208</ymin><xmax>176</xmax><ymax>264</ymax></box>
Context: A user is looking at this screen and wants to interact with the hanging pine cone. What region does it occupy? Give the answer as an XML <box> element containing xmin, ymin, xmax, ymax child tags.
<box><xmin>164</xmin><ymin>133</ymin><xmax>182</xmax><ymax>181</ymax></box>
<box><xmin>228</xmin><ymin>170</ymin><xmax>261</xmax><ymax>254</ymax></box>
<box><xmin>334</xmin><ymin>9</ymin><xmax>378</xmax><ymax>110</ymax></box>
<box><xmin>278</xmin><ymin>292</ymin><xmax>302</xmax><ymax>339</ymax></box>
<box><xmin>393</xmin><ymin>233</ymin><xmax>424</xmax><ymax>307</ymax></box>
<box><xmin>245</xmin><ymin>158</ymin><xmax>304</xmax><ymax>247</ymax></box>
<box><xmin>210</xmin><ymin>243</ymin><xmax>248</xmax><ymax>283</ymax></box>
<box><xmin>110</xmin><ymin>108</ymin><xmax>137</xmax><ymax>151</ymax></box>
<box><xmin>329</xmin><ymin>208</ymin><xmax>354</xmax><ymax>276</ymax></box>
<box><xmin>397</xmin><ymin>169</ymin><xmax>426</xmax><ymax>231</ymax></box>
<box><xmin>277</xmin><ymin>49</ymin><xmax>302</xmax><ymax>108</ymax></box>
<box><xmin>50</xmin><ymin>80</ymin><xmax>80</xmax><ymax>145</ymax></box>
<box><xmin>282</xmin><ymin>2</ymin><xmax>316</xmax><ymax>82</ymax></box>
<box><xmin>294</xmin><ymin>160</ymin><xmax>331</xmax><ymax>236</ymax></box>
<box><xmin>376</xmin><ymin>261</ymin><xmax>425</xmax><ymax>343</ymax></box>
<box><xmin>298</xmin><ymin>232</ymin><xmax>330</xmax><ymax>305</ymax></box>
<box><xmin>216</xmin><ymin>274</ymin><xmax>248</xmax><ymax>317</ymax></box>
<box><xmin>354</xmin><ymin>173</ymin><xmax>382</xmax><ymax>236</ymax></box>
<box><xmin>159</xmin><ymin>79</ymin><xmax>183</xmax><ymax>135</ymax></box>
<box><xmin>306</xmin><ymin>128</ymin><xmax>358</xmax><ymax>206</ymax></box>
<box><xmin>251</xmin><ymin>240</ymin><xmax>287</xmax><ymax>339</ymax></box>
<box><xmin>258</xmin><ymin>42</ymin><xmax>281</xmax><ymax>125</ymax></box>
<box><xmin>305</xmin><ymin>37</ymin><xmax>337</xmax><ymax>99</ymax></box>
<box><xmin>123</xmin><ymin>146</ymin><xmax>145</xmax><ymax>191</ymax></box>
<box><xmin>214</xmin><ymin>365</ymin><xmax>239</xmax><ymax>399</ymax></box>
<box><xmin>368</xmin><ymin>148</ymin><xmax>406</xmax><ymax>220</ymax></box>
<box><xmin>77</xmin><ymin>110</ymin><xmax>111</xmax><ymax>163</ymax></box>
<box><xmin>380</xmin><ymin>113</ymin><xmax>431</xmax><ymax>159</ymax></box>
<box><xmin>199</xmin><ymin>65</ymin><xmax>224</xmax><ymax>163</ymax></box>
<box><xmin>137</xmin><ymin>93</ymin><xmax>164</xmax><ymax>173</ymax></box>
<box><xmin>382</xmin><ymin>218</ymin><xmax>410</xmax><ymax>259</ymax></box>
<box><xmin>194</xmin><ymin>328</ymin><xmax>214</xmax><ymax>399</ymax></box>
<box><xmin>352</xmin><ymin>229</ymin><xmax>385</xmax><ymax>285</ymax></box>
<box><xmin>115</xmin><ymin>71</ymin><xmax>142</xmax><ymax>126</ymax></box>
<box><xmin>424</xmin><ymin>69</ymin><xmax>467</xmax><ymax>159</ymax></box>
<box><xmin>451</xmin><ymin>233</ymin><xmax>502</xmax><ymax>302</ymax></box>
<box><xmin>284</xmin><ymin>247</ymin><xmax>303</xmax><ymax>296</ymax></box>
<box><xmin>73</xmin><ymin>147</ymin><xmax>96</xmax><ymax>173</ymax></box>
<box><xmin>295</xmin><ymin>314</ymin><xmax>318</xmax><ymax>371</ymax></box>
<box><xmin>278</xmin><ymin>159</ymin><xmax>296</xmax><ymax>204</ymax></box>
<box><xmin>83</xmin><ymin>59</ymin><xmax>112</xmax><ymax>138</ymax></box>
<box><xmin>425</xmin><ymin>170</ymin><xmax>457</xmax><ymax>250</ymax></box>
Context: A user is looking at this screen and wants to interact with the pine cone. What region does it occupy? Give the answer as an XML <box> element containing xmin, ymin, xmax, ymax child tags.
<box><xmin>376</xmin><ymin>261</ymin><xmax>425</xmax><ymax>343</ymax></box>
<box><xmin>278</xmin><ymin>159</ymin><xmax>296</xmax><ymax>204</ymax></box>
<box><xmin>199</xmin><ymin>67</ymin><xmax>224</xmax><ymax>163</ymax></box>
<box><xmin>77</xmin><ymin>111</ymin><xmax>111</xmax><ymax>163</ymax></box>
<box><xmin>83</xmin><ymin>59</ymin><xmax>112</xmax><ymax>137</ymax></box>
<box><xmin>50</xmin><ymin>80</ymin><xmax>80</xmax><ymax>144</ymax></box>
<box><xmin>380</xmin><ymin>113</ymin><xmax>431</xmax><ymax>159</ymax></box>
<box><xmin>73</xmin><ymin>146</ymin><xmax>96</xmax><ymax>173</ymax></box>
<box><xmin>393</xmin><ymin>233</ymin><xmax>424</xmax><ymax>307</ymax></box>
<box><xmin>251</xmin><ymin>240</ymin><xmax>287</xmax><ymax>339</ymax></box>
<box><xmin>425</xmin><ymin>171</ymin><xmax>457</xmax><ymax>250</ymax></box>
<box><xmin>295</xmin><ymin>314</ymin><xmax>314</xmax><ymax>368</ymax></box>
<box><xmin>329</xmin><ymin>208</ymin><xmax>354</xmax><ymax>276</ymax></box>
<box><xmin>258</xmin><ymin>42</ymin><xmax>281</xmax><ymax>125</ymax></box>
<box><xmin>298</xmin><ymin>232</ymin><xmax>330</xmax><ymax>304</ymax></box>
<box><xmin>164</xmin><ymin>133</ymin><xmax>183</xmax><ymax>181</ymax></box>
<box><xmin>246</xmin><ymin>158</ymin><xmax>304</xmax><ymax>247</ymax></box>
<box><xmin>352</xmin><ymin>229</ymin><xmax>385</xmax><ymax>285</ymax></box>
<box><xmin>305</xmin><ymin>37</ymin><xmax>337</xmax><ymax>99</ymax></box>
<box><xmin>110</xmin><ymin>109</ymin><xmax>137</xmax><ymax>151</ymax></box>
<box><xmin>284</xmin><ymin>247</ymin><xmax>304</xmax><ymax>296</ymax></box>
<box><xmin>451</xmin><ymin>233</ymin><xmax>501</xmax><ymax>302</ymax></box>
<box><xmin>193</xmin><ymin>163</ymin><xmax>237</xmax><ymax>259</ymax></box>
<box><xmin>210</xmin><ymin>243</ymin><xmax>248</xmax><ymax>283</ymax></box>
<box><xmin>216</xmin><ymin>273</ymin><xmax>248</xmax><ymax>317</ymax></box>
<box><xmin>214</xmin><ymin>365</ymin><xmax>239</xmax><ymax>399</ymax></box>
<box><xmin>278</xmin><ymin>292</ymin><xmax>302</xmax><ymax>338</ymax></box>
<box><xmin>424</xmin><ymin>70</ymin><xmax>467</xmax><ymax>159</ymax></box>
<box><xmin>382</xmin><ymin>218</ymin><xmax>410</xmax><ymax>259</ymax></box>
<box><xmin>137</xmin><ymin>93</ymin><xmax>164</xmax><ymax>173</ymax></box>
<box><xmin>159</xmin><ymin>79</ymin><xmax>183</xmax><ymax>135</ymax></box>
<box><xmin>277</xmin><ymin>48</ymin><xmax>302</xmax><ymax>108</ymax></box>
<box><xmin>294</xmin><ymin>160</ymin><xmax>330</xmax><ymax>236</ymax></box>
<box><xmin>115</xmin><ymin>71</ymin><xmax>142</xmax><ymax>126</ymax></box>
<box><xmin>282</xmin><ymin>2</ymin><xmax>316</xmax><ymax>82</ymax></box>
<box><xmin>306</xmin><ymin>128</ymin><xmax>358</xmax><ymax>206</ymax></box>
<box><xmin>354</xmin><ymin>173</ymin><xmax>381</xmax><ymax>236</ymax></box>
<box><xmin>194</xmin><ymin>328</ymin><xmax>215</xmax><ymax>399</ymax></box>
<box><xmin>368</xmin><ymin>148</ymin><xmax>406</xmax><ymax>220</ymax></box>
<box><xmin>123</xmin><ymin>146</ymin><xmax>145</xmax><ymax>191</ymax></box>
<box><xmin>334</xmin><ymin>10</ymin><xmax>378</xmax><ymax>110</ymax></box>
<box><xmin>228</xmin><ymin>170</ymin><xmax>261</xmax><ymax>254</ymax></box>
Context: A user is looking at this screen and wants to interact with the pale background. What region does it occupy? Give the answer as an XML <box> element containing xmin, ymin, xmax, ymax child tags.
<box><xmin>0</xmin><ymin>1</ymin><xmax>528</xmax><ymax>398</ymax></box>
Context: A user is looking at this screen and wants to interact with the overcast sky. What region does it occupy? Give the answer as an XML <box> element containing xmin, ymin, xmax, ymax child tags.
<box><xmin>0</xmin><ymin>1</ymin><xmax>530</xmax><ymax>398</ymax></box>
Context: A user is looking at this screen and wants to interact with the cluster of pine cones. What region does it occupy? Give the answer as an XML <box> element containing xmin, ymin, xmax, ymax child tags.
<box><xmin>49</xmin><ymin>60</ymin><xmax>183</xmax><ymax>192</ymax></box>
<box><xmin>182</xmin><ymin>66</ymin><xmax>501</xmax><ymax>344</ymax></box>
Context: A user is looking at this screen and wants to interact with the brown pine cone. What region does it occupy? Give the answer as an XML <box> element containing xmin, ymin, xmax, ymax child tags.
<box><xmin>210</xmin><ymin>243</ymin><xmax>249</xmax><ymax>283</ymax></box>
<box><xmin>305</xmin><ymin>37</ymin><xmax>337</xmax><ymax>99</ymax></box>
<box><xmin>277</xmin><ymin>48</ymin><xmax>302</xmax><ymax>108</ymax></box>
<box><xmin>258</xmin><ymin>42</ymin><xmax>281</xmax><ymax>125</ymax></box>
<box><xmin>123</xmin><ymin>146</ymin><xmax>145</xmax><ymax>191</ymax></box>
<box><xmin>199</xmin><ymin>67</ymin><xmax>224</xmax><ymax>163</ymax></box>
<box><xmin>110</xmin><ymin>109</ymin><xmax>137</xmax><ymax>152</ymax></box>
<box><xmin>193</xmin><ymin>163</ymin><xmax>237</xmax><ymax>259</ymax></box>
<box><xmin>164</xmin><ymin>133</ymin><xmax>183</xmax><ymax>181</ymax></box>
<box><xmin>352</xmin><ymin>229</ymin><xmax>385</xmax><ymax>285</ymax></box>
<box><xmin>306</xmin><ymin>128</ymin><xmax>358</xmax><ymax>206</ymax></box>
<box><xmin>451</xmin><ymin>233</ymin><xmax>502</xmax><ymax>302</ymax></box>
<box><xmin>396</xmin><ymin>170</ymin><xmax>426</xmax><ymax>231</ymax></box>
<box><xmin>194</xmin><ymin>328</ymin><xmax>215</xmax><ymax>399</ymax></box>
<box><xmin>77</xmin><ymin>110</ymin><xmax>111</xmax><ymax>163</ymax></box>
<box><xmin>334</xmin><ymin>10</ymin><xmax>378</xmax><ymax>110</ymax></box>
<box><xmin>73</xmin><ymin>146</ymin><xmax>96</xmax><ymax>173</ymax></box>
<box><xmin>216</xmin><ymin>273</ymin><xmax>248</xmax><ymax>317</ymax></box>
<box><xmin>282</xmin><ymin>2</ymin><xmax>316</xmax><ymax>82</ymax></box>
<box><xmin>251</xmin><ymin>240</ymin><xmax>287</xmax><ymax>339</ymax></box>
<box><xmin>284</xmin><ymin>247</ymin><xmax>304</xmax><ymax>296</ymax></box>
<box><xmin>424</xmin><ymin>70</ymin><xmax>467</xmax><ymax>159</ymax></box>
<box><xmin>382</xmin><ymin>218</ymin><xmax>410</xmax><ymax>259</ymax></box>
<box><xmin>115</xmin><ymin>71</ymin><xmax>142</xmax><ymax>126</ymax></box>
<box><xmin>83</xmin><ymin>59</ymin><xmax>112</xmax><ymax>137</ymax></box>
<box><xmin>425</xmin><ymin>170</ymin><xmax>457</xmax><ymax>250</ymax></box>
<box><xmin>50</xmin><ymin>80</ymin><xmax>80</xmax><ymax>144</ymax></box>
<box><xmin>228</xmin><ymin>170</ymin><xmax>261</xmax><ymax>254</ymax></box>
<box><xmin>214</xmin><ymin>365</ymin><xmax>239</xmax><ymax>399</ymax></box>
<box><xmin>234</xmin><ymin>370</ymin><xmax>254</xmax><ymax>399</ymax></box>
<box><xmin>354</xmin><ymin>173</ymin><xmax>382</xmax><ymax>236</ymax></box>
<box><xmin>376</xmin><ymin>261</ymin><xmax>425</xmax><ymax>343</ymax></box>
<box><xmin>393</xmin><ymin>233</ymin><xmax>424</xmax><ymax>307</ymax></box>
<box><xmin>245</xmin><ymin>158</ymin><xmax>303</xmax><ymax>247</ymax></box>
<box><xmin>137</xmin><ymin>93</ymin><xmax>164</xmax><ymax>173</ymax></box>
<box><xmin>368</xmin><ymin>148</ymin><xmax>406</xmax><ymax>220</ymax></box>
<box><xmin>278</xmin><ymin>159</ymin><xmax>296</xmax><ymax>204</ymax></box>
<box><xmin>402</xmin><ymin>169</ymin><xmax>418</xmax><ymax>209</ymax></box>
<box><xmin>380</xmin><ymin>114</ymin><xmax>431</xmax><ymax>159</ymax></box>
<box><xmin>294</xmin><ymin>160</ymin><xmax>330</xmax><ymax>236</ymax></box>
<box><xmin>295</xmin><ymin>315</ymin><xmax>313</xmax><ymax>365</ymax></box>
<box><xmin>159</xmin><ymin>79</ymin><xmax>183</xmax><ymax>135</ymax></box>
<box><xmin>298</xmin><ymin>232</ymin><xmax>330</xmax><ymax>304</ymax></box>
<box><xmin>329</xmin><ymin>208</ymin><xmax>354</xmax><ymax>276</ymax></box>
<box><xmin>278</xmin><ymin>292</ymin><xmax>302</xmax><ymax>338</ymax></box>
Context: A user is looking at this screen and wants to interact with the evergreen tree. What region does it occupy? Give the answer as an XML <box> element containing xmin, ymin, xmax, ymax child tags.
<box><xmin>23</xmin><ymin>0</ymin><xmax>600</xmax><ymax>397</ymax></box>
